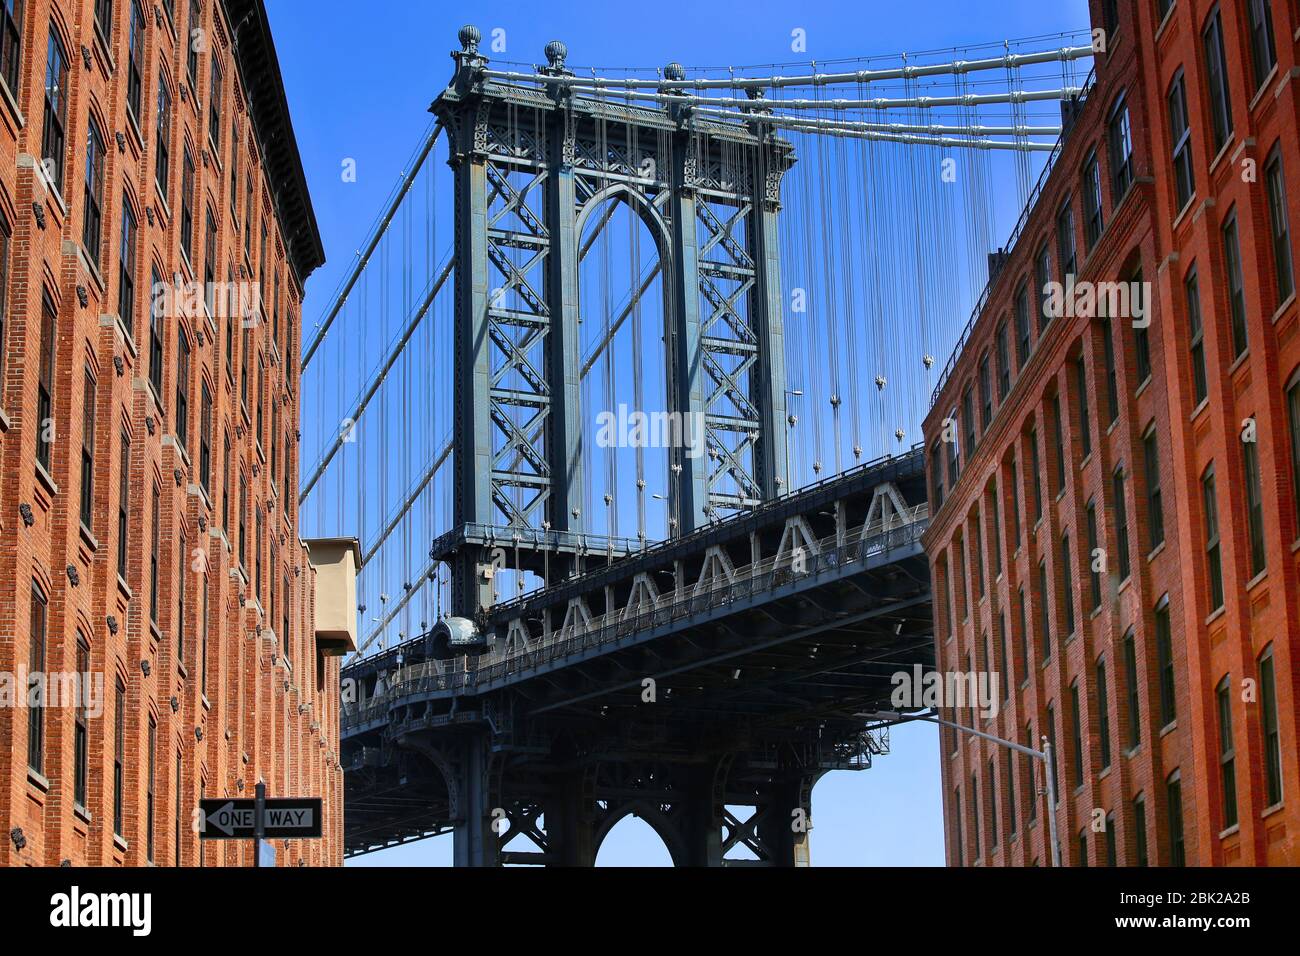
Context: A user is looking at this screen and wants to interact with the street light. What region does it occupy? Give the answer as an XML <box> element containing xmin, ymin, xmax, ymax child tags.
<box><xmin>859</xmin><ymin>708</ymin><xmax>1062</xmax><ymax>868</ymax></box>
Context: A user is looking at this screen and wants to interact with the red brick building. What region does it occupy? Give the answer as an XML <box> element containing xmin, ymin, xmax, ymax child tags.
<box><xmin>0</xmin><ymin>0</ymin><xmax>345</xmax><ymax>866</ymax></box>
<box><xmin>923</xmin><ymin>0</ymin><xmax>1300</xmax><ymax>865</ymax></box>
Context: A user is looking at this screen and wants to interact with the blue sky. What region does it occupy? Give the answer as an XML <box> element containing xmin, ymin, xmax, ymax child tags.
<box><xmin>266</xmin><ymin>0</ymin><xmax>1090</xmax><ymax>865</ymax></box>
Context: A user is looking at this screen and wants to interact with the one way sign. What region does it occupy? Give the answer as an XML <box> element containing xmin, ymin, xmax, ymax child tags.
<box><xmin>199</xmin><ymin>797</ymin><xmax>323</xmax><ymax>840</ymax></box>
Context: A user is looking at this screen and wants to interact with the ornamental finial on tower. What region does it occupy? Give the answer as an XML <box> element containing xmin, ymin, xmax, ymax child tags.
<box><xmin>458</xmin><ymin>24</ymin><xmax>482</xmax><ymax>55</ymax></box>
<box><xmin>545</xmin><ymin>40</ymin><xmax>568</xmax><ymax>70</ymax></box>
<box><xmin>664</xmin><ymin>62</ymin><xmax>686</xmax><ymax>82</ymax></box>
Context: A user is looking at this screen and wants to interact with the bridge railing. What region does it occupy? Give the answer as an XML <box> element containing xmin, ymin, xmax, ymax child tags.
<box><xmin>341</xmin><ymin>510</ymin><xmax>929</xmax><ymax>729</ymax></box>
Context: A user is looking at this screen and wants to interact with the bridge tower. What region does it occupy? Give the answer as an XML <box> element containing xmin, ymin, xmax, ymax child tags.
<box><xmin>432</xmin><ymin>26</ymin><xmax>793</xmax><ymax>620</ymax></box>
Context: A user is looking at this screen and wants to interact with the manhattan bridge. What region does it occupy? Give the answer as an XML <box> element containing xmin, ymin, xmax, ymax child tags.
<box><xmin>300</xmin><ymin>24</ymin><xmax>1095</xmax><ymax>865</ymax></box>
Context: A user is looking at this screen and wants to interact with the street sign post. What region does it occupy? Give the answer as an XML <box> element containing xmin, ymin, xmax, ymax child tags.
<box><xmin>198</xmin><ymin>786</ymin><xmax>322</xmax><ymax>865</ymax></box>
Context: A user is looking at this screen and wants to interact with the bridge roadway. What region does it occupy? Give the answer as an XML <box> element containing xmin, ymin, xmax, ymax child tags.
<box><xmin>340</xmin><ymin>446</ymin><xmax>934</xmax><ymax>865</ymax></box>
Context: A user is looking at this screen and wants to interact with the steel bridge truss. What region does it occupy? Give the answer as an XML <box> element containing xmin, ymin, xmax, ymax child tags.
<box><xmin>435</xmin><ymin>35</ymin><xmax>792</xmax><ymax>615</ymax></box>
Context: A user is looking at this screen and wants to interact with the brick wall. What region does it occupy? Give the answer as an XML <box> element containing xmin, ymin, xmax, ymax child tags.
<box><xmin>0</xmin><ymin>0</ymin><xmax>339</xmax><ymax>866</ymax></box>
<box><xmin>923</xmin><ymin>0</ymin><xmax>1300</xmax><ymax>866</ymax></box>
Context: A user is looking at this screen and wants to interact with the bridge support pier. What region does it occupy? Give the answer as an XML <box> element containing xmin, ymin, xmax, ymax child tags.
<box><xmin>451</xmin><ymin>734</ymin><xmax>498</xmax><ymax>868</ymax></box>
<box><xmin>753</xmin><ymin>775</ymin><xmax>814</xmax><ymax>867</ymax></box>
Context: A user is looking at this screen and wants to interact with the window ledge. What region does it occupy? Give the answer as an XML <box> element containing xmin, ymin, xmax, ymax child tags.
<box><xmin>1228</xmin><ymin>349</ymin><xmax>1250</xmax><ymax>375</ymax></box>
<box><xmin>1190</xmin><ymin>397</ymin><xmax>1209</xmax><ymax>422</ymax></box>
<box><xmin>1271</xmin><ymin>291</ymin><xmax>1296</xmax><ymax>325</ymax></box>
<box><xmin>79</xmin><ymin>522</ymin><xmax>99</xmax><ymax>553</ymax></box>
<box><xmin>0</xmin><ymin>407</ymin><xmax>10</xmax><ymax>432</ymax></box>
<box><xmin>1249</xmin><ymin>66</ymin><xmax>1280</xmax><ymax>113</ymax></box>
<box><xmin>1134</xmin><ymin>375</ymin><xmax>1152</xmax><ymax>398</ymax></box>
<box><xmin>27</xmin><ymin>768</ymin><xmax>50</xmax><ymax>793</ymax></box>
<box><xmin>1205</xmin><ymin>605</ymin><xmax>1226</xmax><ymax>627</ymax></box>
<box><xmin>117</xmin><ymin>574</ymin><xmax>133</xmax><ymax>601</ymax></box>
<box><xmin>1146</xmin><ymin>540</ymin><xmax>1166</xmax><ymax>563</ymax></box>
<box><xmin>1208</xmin><ymin>136</ymin><xmax>1235</xmax><ymax>176</ymax></box>
<box><xmin>1218</xmin><ymin>823</ymin><xmax>1240</xmax><ymax>840</ymax></box>
<box><xmin>73</xmin><ymin>803</ymin><xmax>92</xmax><ymax>825</ymax></box>
<box><xmin>1246</xmin><ymin>568</ymin><xmax>1268</xmax><ymax>592</ymax></box>
<box><xmin>0</xmin><ymin>75</ymin><xmax>24</xmax><ymax>130</ymax></box>
<box><xmin>1159</xmin><ymin>720</ymin><xmax>1177</xmax><ymax>739</ymax></box>
<box><xmin>113</xmin><ymin>834</ymin><xmax>129</xmax><ymax>853</ymax></box>
<box><xmin>35</xmin><ymin>460</ymin><xmax>59</xmax><ymax>497</ymax></box>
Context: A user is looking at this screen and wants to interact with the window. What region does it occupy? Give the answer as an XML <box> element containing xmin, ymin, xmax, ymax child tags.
<box><xmin>1036</xmin><ymin>243</ymin><xmax>1053</xmax><ymax>331</ymax></box>
<box><xmin>1096</xmin><ymin>656</ymin><xmax>1111</xmax><ymax>770</ymax></box>
<box><xmin>126</xmin><ymin>1</ymin><xmax>144</xmax><ymax>125</ymax></box>
<box><xmin>209</xmin><ymin>54</ymin><xmax>223</xmax><ymax>150</ymax></box>
<box><xmin>954</xmin><ymin>787</ymin><xmax>964</xmax><ymax>866</ymax></box>
<box><xmin>1168</xmin><ymin>71</ymin><xmax>1195</xmax><ymax>211</ymax></box>
<box><xmin>971</xmin><ymin>772</ymin><xmax>980</xmax><ymax>859</ymax></box>
<box><xmin>80</xmin><ymin>369</ymin><xmax>96</xmax><ymax>530</ymax></box>
<box><xmin>1046</xmin><ymin>702</ymin><xmax>1059</xmax><ymax>804</ymax></box>
<box><xmin>1060</xmin><ymin>532</ymin><xmax>1075</xmax><ymax>636</ymax></box>
<box><xmin>1243</xmin><ymin>430</ymin><xmax>1266</xmax><ymax>577</ymax></box>
<box><xmin>150</xmin><ymin>483</ymin><xmax>161</xmax><ymax>624</ymax></box>
<box><xmin>930</xmin><ymin>444</ymin><xmax>944</xmax><ymax>511</ymax></box>
<box><xmin>1050</xmin><ymin>395</ymin><xmax>1065</xmax><ymax>494</ymax></box>
<box><xmin>1132</xmin><ymin>269</ymin><xmax>1150</xmax><ymax>384</ymax></box>
<box><xmin>997</xmin><ymin>611</ymin><xmax>1008</xmax><ymax>702</ymax></box>
<box><xmin>1101</xmin><ymin>316</ymin><xmax>1119</xmax><ymax>425</ymax></box>
<box><xmin>42</xmin><ymin>28</ymin><xmax>69</xmax><ymax>193</ymax></box>
<box><xmin>1038</xmin><ymin>560</ymin><xmax>1051</xmax><ymax>662</ymax></box>
<box><xmin>1143</xmin><ymin>427</ymin><xmax>1164</xmax><ymax>550</ymax></box>
<box><xmin>987</xmin><ymin>758</ymin><xmax>998</xmax><ymax>848</ymax></box>
<box><xmin>1009</xmin><ymin>456</ymin><xmax>1022</xmax><ymax>544</ymax></box>
<box><xmin>148</xmin><ymin>265</ymin><xmax>164</xmax><ymax>398</ymax></box>
<box><xmin>1077</xmin><ymin>829</ymin><xmax>1087</xmax><ymax>867</ymax></box>
<box><xmin>1029</xmin><ymin>427</ymin><xmax>1043</xmax><ymax>521</ymax></box>
<box><xmin>1023</xmin><ymin>723</ymin><xmax>1036</xmax><ymax>822</ymax></box>
<box><xmin>1086</xmin><ymin>500</ymin><xmax>1101</xmax><ymax>611</ymax></box>
<box><xmin>255</xmin><ymin>506</ymin><xmax>263</xmax><ymax>600</ymax></box>
<box><xmin>0</xmin><ymin>0</ymin><xmax>21</xmax><ymax>93</ymax></box>
<box><xmin>201</xmin><ymin>575</ymin><xmax>209</xmax><ymax>697</ymax></box>
<box><xmin>1112</xmin><ymin>465</ymin><xmax>1131</xmax><ymax>581</ymax></box>
<box><xmin>175</xmin><ymin>751</ymin><xmax>183</xmax><ymax>866</ymax></box>
<box><xmin>222</xmin><ymin>429</ymin><xmax>231</xmax><ymax>528</ymax></box>
<box><xmin>1104</xmin><ymin>812</ymin><xmax>1116</xmax><ymax>867</ymax></box>
<box><xmin>1016</xmin><ymin>587</ymin><xmax>1027</xmax><ymax>684</ymax></box>
<box><xmin>1265</xmin><ymin>149</ymin><xmax>1294</xmax><ymax>305</ymax></box>
<box><xmin>156</xmin><ymin>71</ymin><xmax>172</xmax><ymax>198</ymax></box>
<box><xmin>1076</xmin><ymin>356</ymin><xmax>1091</xmax><ymax>459</ymax></box>
<box><xmin>1123</xmin><ymin>628</ymin><xmax>1140</xmax><ymax>750</ymax></box>
<box><xmin>1056</xmin><ymin>198</ymin><xmax>1076</xmax><ymax>279</ymax></box>
<box><xmin>121</xmin><ymin>199</ymin><xmax>140</xmax><ymax>345</ymax></box>
<box><xmin>245</xmin><ymin>174</ymin><xmax>254</xmax><ymax>259</ymax></box>
<box><xmin>186</xmin><ymin>0</ymin><xmax>199</xmax><ymax>86</ymax></box>
<box><xmin>83</xmin><ymin>118</ymin><xmax>107</xmax><ymax>263</ymax></box>
<box><xmin>0</xmin><ymin>210</ymin><xmax>9</xmax><ymax>381</ymax></box>
<box><xmin>36</xmin><ymin>292</ymin><xmax>56</xmax><ymax>472</ymax></box>
<box><xmin>240</xmin><ymin>327</ymin><xmax>251</xmax><ymax>410</ymax></box>
<box><xmin>113</xmin><ymin>677</ymin><xmax>125</xmax><ymax>836</ymax></box>
<box><xmin>27</xmin><ymin>581</ymin><xmax>48</xmax><ymax>774</ymax></box>
<box><xmin>988</xmin><ymin>483</ymin><xmax>1002</xmax><ymax>578</ymax></box>
<box><xmin>1198</xmin><ymin>464</ymin><xmax>1224</xmax><ymax>613</ymax></box>
<box><xmin>1202</xmin><ymin>8</ymin><xmax>1233</xmax><ymax>153</ymax></box>
<box><xmin>961</xmin><ymin>386</ymin><xmax>976</xmax><ymax>454</ymax></box>
<box><xmin>200</xmin><ymin>382</ymin><xmax>212</xmax><ymax>491</ymax></box>
<box><xmin>118</xmin><ymin>431</ymin><xmax>130</xmax><ymax>577</ymax></box>
<box><xmin>177</xmin><ymin>530</ymin><xmax>186</xmax><ymax>667</ymax></box>
<box><xmin>238</xmin><ymin>474</ymin><xmax>247</xmax><ymax>569</ymax></box>
<box><xmin>973</xmin><ymin>510</ymin><xmax>985</xmax><ymax>598</ymax></box>
<box><xmin>1069</xmin><ymin>680</ymin><xmax>1083</xmax><ymax>789</ymax></box>
<box><xmin>1260</xmin><ymin>646</ymin><xmax>1282</xmax><ymax>805</ymax></box>
<box><xmin>146</xmin><ymin>713</ymin><xmax>156</xmax><ymax>863</ymax></box>
<box><xmin>1014</xmin><ymin>282</ymin><xmax>1030</xmax><ymax>366</ymax></box>
<box><xmin>1216</xmin><ymin>675</ymin><xmax>1237</xmax><ymax>829</ymax></box>
<box><xmin>1155</xmin><ymin>597</ymin><xmax>1175</xmax><ymax>726</ymax></box>
<box><xmin>256</xmin><ymin>357</ymin><xmax>266</xmax><ymax>446</ymax></box>
<box><xmin>1247</xmin><ymin>0</ymin><xmax>1277</xmax><ymax>92</ymax></box>
<box><xmin>94</xmin><ymin>0</ymin><xmax>112</xmax><ymax>37</ymax></box>
<box><xmin>1133</xmin><ymin>794</ymin><xmax>1148</xmax><ymax>866</ymax></box>
<box><xmin>74</xmin><ymin>636</ymin><xmax>90</xmax><ymax>807</ymax></box>
<box><xmin>1108</xmin><ymin>94</ymin><xmax>1133</xmax><ymax>200</ymax></box>
<box><xmin>1006</xmin><ymin>749</ymin><xmax>1016</xmax><ymax>838</ymax></box>
<box><xmin>181</xmin><ymin>147</ymin><xmax>195</xmax><ymax>262</ymax></box>
<box><xmin>995</xmin><ymin>323</ymin><xmax>1010</xmax><ymax>400</ymax></box>
<box><xmin>176</xmin><ymin>330</ymin><xmax>191</xmax><ymax>449</ymax></box>
<box><xmin>1289</xmin><ymin>378</ymin><xmax>1300</xmax><ymax>539</ymax></box>
<box><xmin>1223</xmin><ymin>213</ymin><xmax>1248</xmax><ymax>359</ymax></box>
<box><xmin>204</xmin><ymin>209</ymin><xmax>217</xmax><ymax>316</ymax></box>
<box><xmin>231</xmin><ymin>118</ymin><xmax>240</xmax><ymax>216</ymax></box>
<box><xmin>1186</xmin><ymin>266</ymin><xmax>1208</xmax><ymax>405</ymax></box>
<box><xmin>1166</xmin><ymin>771</ymin><xmax>1185</xmax><ymax>866</ymax></box>
<box><xmin>1082</xmin><ymin>151</ymin><xmax>1104</xmax><ymax>248</ymax></box>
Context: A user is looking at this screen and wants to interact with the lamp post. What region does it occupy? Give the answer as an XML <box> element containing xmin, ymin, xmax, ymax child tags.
<box><xmin>860</xmin><ymin>709</ymin><xmax>1062</xmax><ymax>867</ymax></box>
